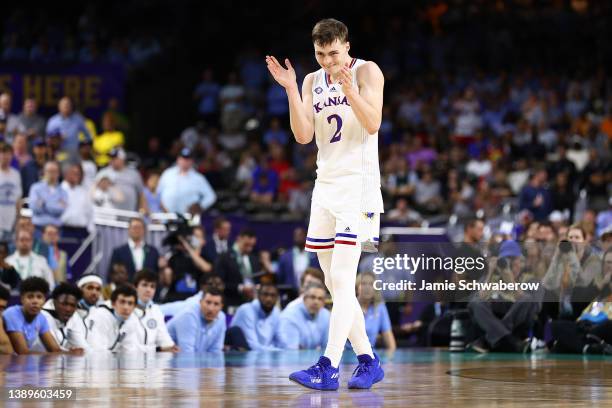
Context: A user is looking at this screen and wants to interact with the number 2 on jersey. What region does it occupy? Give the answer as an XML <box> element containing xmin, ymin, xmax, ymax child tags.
<box><xmin>327</xmin><ymin>114</ymin><xmax>343</xmax><ymax>143</ymax></box>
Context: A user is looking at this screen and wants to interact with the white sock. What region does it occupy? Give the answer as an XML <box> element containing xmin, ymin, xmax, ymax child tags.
<box><xmin>317</xmin><ymin>251</ymin><xmax>374</xmax><ymax>359</ymax></box>
<box><xmin>320</xmin><ymin>244</ymin><xmax>362</xmax><ymax>368</ymax></box>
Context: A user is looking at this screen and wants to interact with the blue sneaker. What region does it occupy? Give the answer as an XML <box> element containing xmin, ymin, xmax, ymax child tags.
<box><xmin>347</xmin><ymin>353</ymin><xmax>384</xmax><ymax>389</ymax></box>
<box><xmin>289</xmin><ymin>356</ymin><xmax>339</xmax><ymax>391</ymax></box>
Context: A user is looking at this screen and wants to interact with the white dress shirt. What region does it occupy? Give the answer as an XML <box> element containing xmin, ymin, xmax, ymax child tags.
<box><xmin>128</xmin><ymin>238</ymin><xmax>145</xmax><ymax>271</ymax></box>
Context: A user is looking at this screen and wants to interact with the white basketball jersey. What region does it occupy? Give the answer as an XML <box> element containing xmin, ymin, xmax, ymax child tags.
<box><xmin>310</xmin><ymin>58</ymin><xmax>384</xmax><ymax>213</ymax></box>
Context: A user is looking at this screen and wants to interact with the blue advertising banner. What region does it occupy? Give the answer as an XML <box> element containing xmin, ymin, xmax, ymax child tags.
<box><xmin>0</xmin><ymin>64</ymin><xmax>125</xmax><ymax>122</ymax></box>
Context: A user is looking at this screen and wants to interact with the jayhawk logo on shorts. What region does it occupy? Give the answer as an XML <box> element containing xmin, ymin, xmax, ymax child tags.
<box><xmin>147</xmin><ymin>319</ymin><xmax>158</xmax><ymax>329</ymax></box>
<box><xmin>364</xmin><ymin>212</ymin><xmax>375</xmax><ymax>220</ymax></box>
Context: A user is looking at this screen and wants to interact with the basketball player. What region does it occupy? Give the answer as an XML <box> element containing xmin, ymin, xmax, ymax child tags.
<box><xmin>266</xmin><ymin>18</ymin><xmax>384</xmax><ymax>390</ymax></box>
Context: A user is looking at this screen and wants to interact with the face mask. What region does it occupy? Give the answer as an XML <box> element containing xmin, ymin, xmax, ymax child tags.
<box><xmin>190</xmin><ymin>237</ymin><xmax>202</xmax><ymax>248</ymax></box>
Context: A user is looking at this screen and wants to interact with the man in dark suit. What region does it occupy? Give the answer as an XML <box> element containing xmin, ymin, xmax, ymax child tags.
<box><xmin>202</xmin><ymin>217</ymin><xmax>232</xmax><ymax>263</ymax></box>
<box><xmin>214</xmin><ymin>228</ymin><xmax>266</xmax><ymax>308</ymax></box>
<box><xmin>276</xmin><ymin>227</ymin><xmax>318</xmax><ymax>290</ymax></box>
<box><xmin>109</xmin><ymin>217</ymin><xmax>160</xmax><ymax>281</ymax></box>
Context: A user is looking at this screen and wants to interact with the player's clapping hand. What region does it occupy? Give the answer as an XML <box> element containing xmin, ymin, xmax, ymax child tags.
<box><xmin>338</xmin><ymin>65</ymin><xmax>355</xmax><ymax>95</ymax></box>
<box><xmin>266</xmin><ymin>56</ymin><xmax>297</xmax><ymax>89</ymax></box>
<box><xmin>67</xmin><ymin>347</ymin><xmax>85</xmax><ymax>356</ymax></box>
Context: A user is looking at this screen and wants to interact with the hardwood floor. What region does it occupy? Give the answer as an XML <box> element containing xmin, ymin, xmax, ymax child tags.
<box><xmin>1</xmin><ymin>350</ymin><xmax>611</xmax><ymax>407</ymax></box>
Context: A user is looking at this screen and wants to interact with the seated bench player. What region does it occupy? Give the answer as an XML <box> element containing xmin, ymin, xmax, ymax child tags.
<box><xmin>36</xmin><ymin>282</ymin><xmax>88</xmax><ymax>351</ymax></box>
<box><xmin>86</xmin><ymin>285</ymin><xmax>140</xmax><ymax>352</ymax></box>
<box><xmin>226</xmin><ymin>283</ymin><xmax>282</xmax><ymax>351</ymax></box>
<box><xmin>167</xmin><ymin>287</ymin><xmax>226</xmax><ymax>352</ymax></box>
<box><xmin>132</xmin><ymin>269</ymin><xmax>178</xmax><ymax>352</ymax></box>
<box><xmin>278</xmin><ymin>282</ymin><xmax>330</xmax><ymax>350</ymax></box>
<box><xmin>3</xmin><ymin>277</ymin><xmax>82</xmax><ymax>354</ymax></box>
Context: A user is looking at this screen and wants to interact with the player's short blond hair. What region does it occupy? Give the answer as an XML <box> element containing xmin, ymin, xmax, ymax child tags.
<box><xmin>312</xmin><ymin>18</ymin><xmax>348</xmax><ymax>46</ymax></box>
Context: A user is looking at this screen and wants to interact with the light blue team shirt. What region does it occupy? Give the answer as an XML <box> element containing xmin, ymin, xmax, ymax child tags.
<box><xmin>277</xmin><ymin>299</ymin><xmax>329</xmax><ymax>350</ymax></box>
<box><xmin>45</xmin><ymin>113</ymin><xmax>92</xmax><ymax>152</ymax></box>
<box><xmin>3</xmin><ymin>305</ymin><xmax>50</xmax><ymax>348</ymax></box>
<box><xmin>28</xmin><ymin>181</ymin><xmax>68</xmax><ymax>227</ymax></box>
<box><xmin>230</xmin><ymin>299</ymin><xmax>281</xmax><ymax>351</ymax></box>
<box><xmin>363</xmin><ymin>302</ymin><xmax>392</xmax><ymax>347</ymax></box>
<box><xmin>157</xmin><ymin>166</ymin><xmax>217</xmax><ymax>214</ymax></box>
<box><xmin>166</xmin><ymin>302</ymin><xmax>226</xmax><ymax>352</ymax></box>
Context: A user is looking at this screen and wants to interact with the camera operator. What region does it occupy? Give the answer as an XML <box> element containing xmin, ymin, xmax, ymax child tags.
<box><xmin>541</xmin><ymin>224</ymin><xmax>602</xmax><ymax>320</ymax></box>
<box><xmin>164</xmin><ymin>222</ymin><xmax>213</xmax><ymax>302</ymax></box>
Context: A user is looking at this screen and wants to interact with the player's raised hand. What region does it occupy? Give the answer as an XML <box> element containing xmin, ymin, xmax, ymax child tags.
<box><xmin>338</xmin><ymin>65</ymin><xmax>355</xmax><ymax>95</ymax></box>
<box><xmin>266</xmin><ymin>56</ymin><xmax>297</xmax><ymax>90</ymax></box>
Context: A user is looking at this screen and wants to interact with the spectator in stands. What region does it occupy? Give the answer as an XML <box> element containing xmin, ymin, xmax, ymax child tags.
<box><xmin>386</xmin><ymin>198</ymin><xmax>422</xmax><ymax>225</ymax></box>
<box><xmin>278</xmin><ymin>282</ymin><xmax>329</xmax><ymax>350</ymax></box>
<box><xmin>355</xmin><ymin>272</ymin><xmax>396</xmax><ymax>351</ymax></box>
<box><xmin>167</xmin><ymin>287</ymin><xmax>225</xmax><ymax>352</ymax></box>
<box><xmin>226</xmin><ymin>283</ymin><xmax>281</xmax><ymax>351</ymax></box>
<box><xmin>20</xmin><ymin>138</ymin><xmax>47</xmax><ymax>196</ymax></box>
<box><xmin>468</xmin><ymin>240</ymin><xmax>540</xmax><ymax>353</ymax></box>
<box><xmin>3</xmin><ymin>277</ymin><xmax>73</xmax><ymax>354</ymax></box>
<box><xmin>143</xmin><ymin>172</ymin><xmax>162</xmax><ymax>213</ymax></box>
<box><xmin>28</xmin><ymin>161</ymin><xmax>67</xmax><ymax>234</ymax></box>
<box><xmin>45</xmin><ymin>97</ymin><xmax>92</xmax><ymax>154</ymax></box>
<box><xmin>9</xmin><ymin>98</ymin><xmax>45</xmax><ymax>139</ymax></box>
<box><xmin>13</xmin><ymin>216</ymin><xmax>49</xmax><ymax>257</ymax></box>
<box><xmin>109</xmin><ymin>217</ymin><xmax>160</xmax><ymax>281</ymax></box>
<box><xmin>78</xmin><ymin>140</ymin><xmax>97</xmax><ymax>187</ymax></box>
<box><xmin>263</xmin><ymin>117</ymin><xmax>289</xmax><ymax>146</ymax></box>
<box><xmin>518</xmin><ymin>168</ymin><xmax>552</xmax><ymax>222</ymax></box>
<box><xmin>0</xmin><ymin>93</ymin><xmax>17</xmax><ymax>135</ymax></box>
<box><xmin>93</xmin><ymin>112</ymin><xmax>125</xmax><ymax>167</ymax></box>
<box><xmin>132</xmin><ymin>269</ymin><xmax>178</xmax><ymax>352</ymax></box>
<box><xmin>6</xmin><ymin>229</ymin><xmax>54</xmax><ymax>286</ymax></box>
<box><xmin>0</xmin><ymin>285</ymin><xmax>14</xmax><ymax>354</ymax></box>
<box><xmin>157</xmin><ymin>147</ymin><xmax>216</xmax><ymax>215</ymax></box>
<box><xmin>102</xmin><ymin>263</ymin><xmax>129</xmax><ymax>300</ymax></box>
<box><xmin>194</xmin><ymin>68</ymin><xmax>221</xmax><ymax>126</ymax></box>
<box><xmin>39</xmin><ymin>282</ymin><xmax>86</xmax><ymax>351</ymax></box>
<box><xmin>276</xmin><ymin>227</ymin><xmax>317</xmax><ymax>290</ymax></box>
<box><xmin>219</xmin><ymin>72</ymin><xmax>245</xmax><ymax>134</ymax></box>
<box><xmin>92</xmin><ymin>173</ymin><xmax>124</xmax><ymax>208</ymax></box>
<box><xmin>41</xmin><ymin>225</ymin><xmax>69</xmax><ymax>283</ymax></box>
<box><xmin>86</xmin><ymin>285</ymin><xmax>140</xmax><ymax>352</ymax></box>
<box><xmin>550</xmin><ymin>249</ymin><xmax>612</xmax><ymax>354</ymax></box>
<box><xmin>0</xmin><ymin>142</ymin><xmax>22</xmax><ymax>241</ymax></box>
<box><xmin>202</xmin><ymin>217</ymin><xmax>232</xmax><ymax>264</ymax></box>
<box><xmin>413</xmin><ymin>167</ymin><xmax>442</xmax><ymax>214</ymax></box>
<box><xmin>0</xmin><ymin>241</ymin><xmax>21</xmax><ymax>289</ymax></box>
<box><xmin>549</xmin><ymin>171</ymin><xmax>575</xmax><ymax>220</ymax></box>
<box><xmin>215</xmin><ymin>228</ymin><xmax>264</xmax><ymax>308</ymax></box>
<box><xmin>61</xmin><ymin>162</ymin><xmax>94</xmax><ymax>234</ymax></box>
<box><xmin>11</xmin><ymin>133</ymin><xmax>31</xmax><ymax>169</ymax></box>
<box><xmin>96</xmin><ymin>148</ymin><xmax>147</xmax><ymax>212</ymax></box>
<box><xmin>250</xmin><ymin>159</ymin><xmax>278</xmax><ymax>204</ymax></box>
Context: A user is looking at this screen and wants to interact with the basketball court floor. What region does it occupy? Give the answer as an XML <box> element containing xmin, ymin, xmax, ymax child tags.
<box><xmin>2</xmin><ymin>350</ymin><xmax>611</xmax><ymax>407</ymax></box>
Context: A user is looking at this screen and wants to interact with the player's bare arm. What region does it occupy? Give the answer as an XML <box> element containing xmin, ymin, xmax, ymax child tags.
<box><xmin>265</xmin><ymin>56</ymin><xmax>314</xmax><ymax>144</ymax></box>
<box><xmin>338</xmin><ymin>61</ymin><xmax>384</xmax><ymax>135</ymax></box>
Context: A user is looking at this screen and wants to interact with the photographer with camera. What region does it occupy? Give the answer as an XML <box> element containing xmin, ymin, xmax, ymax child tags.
<box><xmin>542</xmin><ymin>224</ymin><xmax>602</xmax><ymax>319</ymax></box>
<box><xmin>467</xmin><ymin>240</ymin><xmax>541</xmax><ymax>353</ymax></box>
<box><xmin>162</xmin><ymin>219</ymin><xmax>213</xmax><ymax>302</ymax></box>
